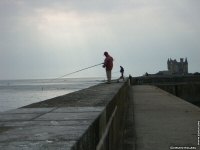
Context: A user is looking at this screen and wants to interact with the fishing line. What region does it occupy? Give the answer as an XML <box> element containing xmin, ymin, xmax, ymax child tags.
<box><xmin>54</xmin><ymin>62</ymin><xmax>104</xmax><ymax>79</ymax></box>
<box><xmin>41</xmin><ymin>62</ymin><xmax>103</xmax><ymax>91</ymax></box>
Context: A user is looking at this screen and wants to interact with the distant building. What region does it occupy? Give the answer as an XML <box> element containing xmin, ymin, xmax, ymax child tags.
<box><xmin>167</xmin><ymin>58</ymin><xmax>188</xmax><ymax>75</ymax></box>
<box><xmin>146</xmin><ymin>58</ymin><xmax>189</xmax><ymax>76</ymax></box>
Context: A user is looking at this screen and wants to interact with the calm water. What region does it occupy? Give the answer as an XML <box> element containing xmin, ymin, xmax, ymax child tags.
<box><xmin>0</xmin><ymin>78</ymin><xmax>103</xmax><ymax>112</ymax></box>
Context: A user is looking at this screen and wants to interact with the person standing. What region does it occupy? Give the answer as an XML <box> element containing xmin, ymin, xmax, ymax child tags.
<box><xmin>103</xmin><ymin>51</ymin><xmax>113</xmax><ymax>84</ymax></box>
<box><xmin>118</xmin><ymin>66</ymin><xmax>125</xmax><ymax>81</ymax></box>
<box><xmin>117</xmin><ymin>66</ymin><xmax>124</xmax><ymax>83</ymax></box>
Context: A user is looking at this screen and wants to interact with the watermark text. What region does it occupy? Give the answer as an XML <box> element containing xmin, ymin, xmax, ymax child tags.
<box><xmin>198</xmin><ymin>121</ymin><xmax>200</xmax><ymax>146</ymax></box>
<box><xmin>170</xmin><ymin>146</ymin><xmax>196</xmax><ymax>150</ymax></box>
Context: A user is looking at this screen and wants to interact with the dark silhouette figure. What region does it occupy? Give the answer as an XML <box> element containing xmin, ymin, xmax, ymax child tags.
<box><xmin>103</xmin><ymin>51</ymin><xmax>113</xmax><ymax>84</ymax></box>
<box><xmin>118</xmin><ymin>66</ymin><xmax>125</xmax><ymax>82</ymax></box>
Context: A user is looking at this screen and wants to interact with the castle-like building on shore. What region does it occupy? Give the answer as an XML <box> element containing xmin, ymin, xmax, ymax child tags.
<box><xmin>151</xmin><ymin>58</ymin><xmax>189</xmax><ymax>76</ymax></box>
<box><xmin>167</xmin><ymin>58</ymin><xmax>188</xmax><ymax>75</ymax></box>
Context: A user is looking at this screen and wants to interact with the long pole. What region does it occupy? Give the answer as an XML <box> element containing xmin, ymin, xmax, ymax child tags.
<box><xmin>55</xmin><ymin>62</ymin><xmax>103</xmax><ymax>79</ymax></box>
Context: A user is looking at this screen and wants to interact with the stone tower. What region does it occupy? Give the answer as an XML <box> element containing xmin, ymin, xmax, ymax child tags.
<box><xmin>167</xmin><ymin>58</ymin><xmax>188</xmax><ymax>75</ymax></box>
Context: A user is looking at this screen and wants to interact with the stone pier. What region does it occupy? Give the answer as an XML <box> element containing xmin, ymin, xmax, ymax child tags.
<box><xmin>0</xmin><ymin>82</ymin><xmax>129</xmax><ymax>150</ymax></box>
<box><xmin>0</xmin><ymin>80</ymin><xmax>200</xmax><ymax>150</ymax></box>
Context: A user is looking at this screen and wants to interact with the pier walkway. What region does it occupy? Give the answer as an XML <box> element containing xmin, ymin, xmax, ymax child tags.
<box><xmin>0</xmin><ymin>82</ymin><xmax>200</xmax><ymax>150</ymax></box>
<box><xmin>133</xmin><ymin>85</ymin><xmax>200</xmax><ymax>150</ymax></box>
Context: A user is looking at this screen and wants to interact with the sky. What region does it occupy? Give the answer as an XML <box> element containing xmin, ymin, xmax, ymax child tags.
<box><xmin>0</xmin><ymin>0</ymin><xmax>200</xmax><ymax>79</ymax></box>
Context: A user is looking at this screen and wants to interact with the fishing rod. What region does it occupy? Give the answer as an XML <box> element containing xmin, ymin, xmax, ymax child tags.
<box><xmin>41</xmin><ymin>63</ymin><xmax>121</xmax><ymax>91</ymax></box>
<box><xmin>41</xmin><ymin>62</ymin><xmax>103</xmax><ymax>91</ymax></box>
<box><xmin>55</xmin><ymin>62</ymin><xmax>104</xmax><ymax>79</ymax></box>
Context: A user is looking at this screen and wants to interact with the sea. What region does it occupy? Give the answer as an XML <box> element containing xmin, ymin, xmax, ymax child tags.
<box><xmin>0</xmin><ymin>78</ymin><xmax>103</xmax><ymax>112</ymax></box>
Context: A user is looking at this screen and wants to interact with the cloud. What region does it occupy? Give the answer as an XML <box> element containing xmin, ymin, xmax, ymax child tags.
<box><xmin>0</xmin><ymin>0</ymin><xmax>200</xmax><ymax>79</ymax></box>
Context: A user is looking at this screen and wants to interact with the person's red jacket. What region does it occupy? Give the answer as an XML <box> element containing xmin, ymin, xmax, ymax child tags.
<box><xmin>104</xmin><ymin>55</ymin><xmax>113</xmax><ymax>71</ymax></box>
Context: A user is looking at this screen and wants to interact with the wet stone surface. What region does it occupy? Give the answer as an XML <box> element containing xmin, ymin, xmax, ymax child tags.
<box><xmin>0</xmin><ymin>141</ymin><xmax>76</xmax><ymax>150</ymax></box>
<box><xmin>0</xmin><ymin>107</ymin><xmax>104</xmax><ymax>149</ymax></box>
<box><xmin>0</xmin><ymin>82</ymin><xmax>124</xmax><ymax>149</ymax></box>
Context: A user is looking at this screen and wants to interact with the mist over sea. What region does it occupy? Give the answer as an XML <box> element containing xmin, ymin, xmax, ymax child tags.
<box><xmin>0</xmin><ymin>78</ymin><xmax>103</xmax><ymax>112</ymax></box>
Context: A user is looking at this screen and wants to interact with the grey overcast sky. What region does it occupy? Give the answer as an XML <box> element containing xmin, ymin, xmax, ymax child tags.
<box><xmin>0</xmin><ymin>0</ymin><xmax>200</xmax><ymax>79</ymax></box>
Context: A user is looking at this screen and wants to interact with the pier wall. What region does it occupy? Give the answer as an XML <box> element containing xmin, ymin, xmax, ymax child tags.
<box><xmin>0</xmin><ymin>82</ymin><xmax>130</xmax><ymax>150</ymax></box>
<box><xmin>130</xmin><ymin>75</ymin><xmax>200</xmax><ymax>105</ymax></box>
<box><xmin>156</xmin><ymin>83</ymin><xmax>200</xmax><ymax>105</ymax></box>
<box><xmin>73</xmin><ymin>82</ymin><xmax>130</xmax><ymax>150</ymax></box>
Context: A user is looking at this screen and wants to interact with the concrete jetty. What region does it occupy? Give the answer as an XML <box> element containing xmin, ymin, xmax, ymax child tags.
<box><xmin>0</xmin><ymin>107</ymin><xmax>103</xmax><ymax>149</ymax></box>
<box><xmin>0</xmin><ymin>82</ymin><xmax>129</xmax><ymax>150</ymax></box>
<box><xmin>133</xmin><ymin>85</ymin><xmax>200</xmax><ymax>150</ymax></box>
<box><xmin>0</xmin><ymin>79</ymin><xmax>200</xmax><ymax>150</ymax></box>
